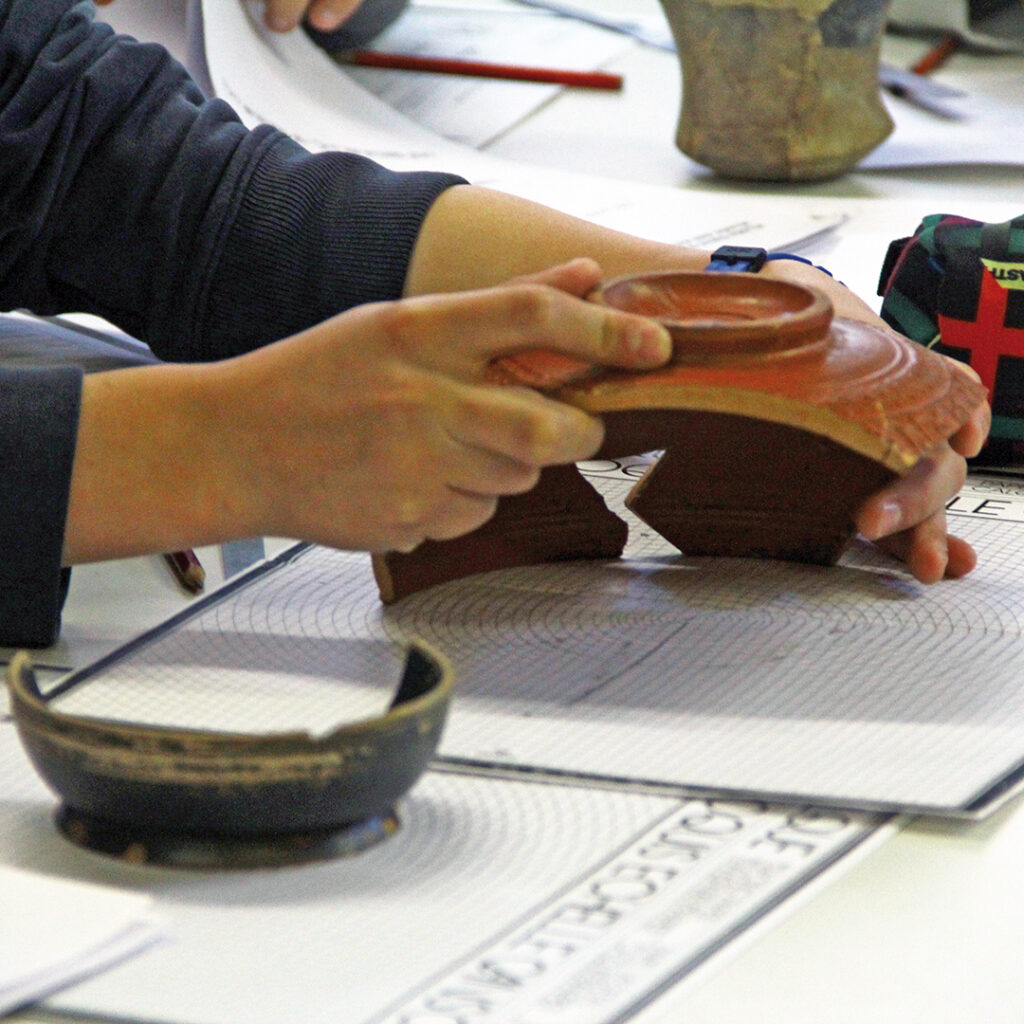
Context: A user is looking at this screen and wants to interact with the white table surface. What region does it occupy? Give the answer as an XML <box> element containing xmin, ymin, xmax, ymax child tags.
<box><xmin>12</xmin><ymin>3</ymin><xmax>1024</xmax><ymax>1023</ymax></box>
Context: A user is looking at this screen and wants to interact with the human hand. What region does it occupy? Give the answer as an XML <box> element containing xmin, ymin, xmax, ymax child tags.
<box><xmin>93</xmin><ymin>0</ymin><xmax>362</xmax><ymax>34</ymax></box>
<box><xmin>214</xmin><ymin>259</ymin><xmax>672</xmax><ymax>553</ymax></box>
<box><xmin>855</xmin><ymin>363</ymin><xmax>991</xmax><ymax>583</ymax></box>
<box><xmin>260</xmin><ymin>0</ymin><xmax>364</xmax><ymax>32</ymax></box>
<box><xmin>258</xmin><ymin>0</ymin><xmax>364</xmax><ymax>33</ymax></box>
<box><xmin>758</xmin><ymin>257</ymin><xmax>881</xmax><ymax>328</ymax></box>
<box><xmin>757</xmin><ymin>259</ymin><xmax>991</xmax><ymax>582</ymax></box>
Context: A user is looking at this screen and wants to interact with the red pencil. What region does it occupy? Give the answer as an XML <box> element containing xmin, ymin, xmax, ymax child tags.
<box><xmin>345</xmin><ymin>50</ymin><xmax>623</xmax><ymax>90</ymax></box>
<box><xmin>163</xmin><ymin>549</ymin><xmax>206</xmax><ymax>594</ymax></box>
<box><xmin>911</xmin><ymin>33</ymin><xmax>959</xmax><ymax>76</ymax></box>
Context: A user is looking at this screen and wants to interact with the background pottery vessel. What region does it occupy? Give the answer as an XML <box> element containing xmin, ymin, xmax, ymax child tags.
<box><xmin>661</xmin><ymin>0</ymin><xmax>894</xmax><ymax>181</ymax></box>
<box><xmin>373</xmin><ymin>271</ymin><xmax>984</xmax><ymax>604</ymax></box>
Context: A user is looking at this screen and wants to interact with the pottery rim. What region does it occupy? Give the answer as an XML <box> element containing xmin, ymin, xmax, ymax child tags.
<box><xmin>590</xmin><ymin>270</ymin><xmax>834</xmax><ymax>361</ymax></box>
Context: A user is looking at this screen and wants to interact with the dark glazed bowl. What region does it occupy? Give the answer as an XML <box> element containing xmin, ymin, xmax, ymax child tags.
<box><xmin>6</xmin><ymin>643</ymin><xmax>452</xmax><ymax>864</ymax></box>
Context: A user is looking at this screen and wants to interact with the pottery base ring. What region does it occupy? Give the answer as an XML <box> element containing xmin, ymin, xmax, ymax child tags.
<box><xmin>373</xmin><ymin>272</ymin><xmax>986</xmax><ymax>604</ymax></box>
<box><xmin>54</xmin><ymin>805</ymin><xmax>400</xmax><ymax>869</ymax></box>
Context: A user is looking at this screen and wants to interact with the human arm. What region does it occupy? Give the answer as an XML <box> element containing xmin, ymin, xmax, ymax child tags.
<box><xmin>1</xmin><ymin>0</ymin><xmax>985</xmax><ymax>655</ymax></box>
<box><xmin>63</xmin><ymin>260</ymin><xmax>671</xmax><ymax>562</ymax></box>
<box><xmin>61</xmin><ymin>242</ymin><xmax>986</xmax><ymax>579</ymax></box>
<box><xmin>0</xmin><ymin>2</ymin><xmax>907</xmax><ymax>368</ymax></box>
<box><xmin>1</xmin><ymin>0</ymin><xmax>463</xmax><ymax>361</ymax></box>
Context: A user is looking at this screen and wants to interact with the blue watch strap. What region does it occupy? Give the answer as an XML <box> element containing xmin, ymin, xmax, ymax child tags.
<box><xmin>706</xmin><ymin>246</ymin><xmax>838</xmax><ymax>281</ymax></box>
<box><xmin>765</xmin><ymin>252</ymin><xmax>835</xmax><ymax>278</ymax></box>
<box><xmin>705</xmin><ymin>245</ymin><xmax>768</xmax><ymax>272</ymax></box>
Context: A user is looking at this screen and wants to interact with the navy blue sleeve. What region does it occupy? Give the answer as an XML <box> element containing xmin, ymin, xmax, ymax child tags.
<box><xmin>0</xmin><ymin>366</ymin><xmax>81</xmax><ymax>647</ymax></box>
<box><xmin>0</xmin><ymin>0</ymin><xmax>466</xmax><ymax>645</ymax></box>
<box><xmin>0</xmin><ymin>0</ymin><xmax>466</xmax><ymax>361</ymax></box>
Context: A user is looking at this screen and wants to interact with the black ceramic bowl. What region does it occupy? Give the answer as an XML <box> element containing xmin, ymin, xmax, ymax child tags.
<box><xmin>6</xmin><ymin>643</ymin><xmax>452</xmax><ymax>865</ymax></box>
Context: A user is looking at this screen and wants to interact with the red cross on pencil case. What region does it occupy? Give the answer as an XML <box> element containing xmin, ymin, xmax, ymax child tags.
<box><xmin>878</xmin><ymin>213</ymin><xmax>1024</xmax><ymax>464</ymax></box>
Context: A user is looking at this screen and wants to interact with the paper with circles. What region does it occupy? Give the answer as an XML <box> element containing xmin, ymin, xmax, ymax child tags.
<box><xmin>42</xmin><ymin>466</ymin><xmax>1024</xmax><ymax>818</ymax></box>
<box><xmin>0</xmin><ymin>731</ymin><xmax>881</xmax><ymax>1024</ymax></box>
<box><xmin>8</xmin><ymin>469</ymin><xmax>1024</xmax><ymax>1022</ymax></box>
<box><xmin>4</xmin><ymin>660</ymin><xmax>878</xmax><ymax>1024</ymax></box>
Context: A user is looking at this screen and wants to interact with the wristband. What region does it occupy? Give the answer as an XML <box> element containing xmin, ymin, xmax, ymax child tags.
<box><xmin>764</xmin><ymin>252</ymin><xmax>834</xmax><ymax>278</ymax></box>
<box><xmin>705</xmin><ymin>245</ymin><xmax>835</xmax><ymax>279</ymax></box>
<box><xmin>704</xmin><ymin>245</ymin><xmax>767</xmax><ymax>272</ymax></box>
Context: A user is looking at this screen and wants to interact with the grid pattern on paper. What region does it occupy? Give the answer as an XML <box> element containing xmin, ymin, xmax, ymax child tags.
<box><xmin>48</xmin><ymin>469</ymin><xmax>1024</xmax><ymax>814</ymax></box>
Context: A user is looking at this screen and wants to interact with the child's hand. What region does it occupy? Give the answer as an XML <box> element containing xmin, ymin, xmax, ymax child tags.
<box><xmin>213</xmin><ymin>260</ymin><xmax>672</xmax><ymax>553</ymax></box>
<box><xmin>856</xmin><ymin>372</ymin><xmax>991</xmax><ymax>582</ymax></box>
<box><xmin>257</xmin><ymin>0</ymin><xmax>363</xmax><ymax>32</ymax></box>
<box><xmin>94</xmin><ymin>0</ymin><xmax>362</xmax><ymax>34</ymax></box>
<box><xmin>759</xmin><ymin>259</ymin><xmax>991</xmax><ymax>583</ymax></box>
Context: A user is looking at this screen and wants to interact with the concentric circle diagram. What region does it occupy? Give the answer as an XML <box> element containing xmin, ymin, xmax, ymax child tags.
<box><xmin>49</xmin><ymin>468</ymin><xmax>1024</xmax><ymax>814</ymax></box>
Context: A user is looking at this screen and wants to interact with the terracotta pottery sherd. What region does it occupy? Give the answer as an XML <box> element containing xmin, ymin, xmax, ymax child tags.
<box><xmin>373</xmin><ymin>271</ymin><xmax>985</xmax><ymax>603</ymax></box>
<box><xmin>373</xmin><ymin>464</ymin><xmax>628</xmax><ymax>603</ymax></box>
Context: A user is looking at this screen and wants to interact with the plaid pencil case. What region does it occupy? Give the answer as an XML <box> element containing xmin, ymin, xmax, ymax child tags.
<box><xmin>878</xmin><ymin>212</ymin><xmax>1024</xmax><ymax>464</ymax></box>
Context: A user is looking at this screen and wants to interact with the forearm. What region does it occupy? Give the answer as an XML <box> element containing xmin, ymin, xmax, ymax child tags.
<box><xmin>405</xmin><ymin>186</ymin><xmax>707</xmax><ymax>296</ymax></box>
<box><xmin>64</xmin><ymin>363</ymin><xmax>252</xmax><ymax>564</ymax></box>
<box><xmin>405</xmin><ymin>185</ymin><xmax>880</xmax><ymax>325</ymax></box>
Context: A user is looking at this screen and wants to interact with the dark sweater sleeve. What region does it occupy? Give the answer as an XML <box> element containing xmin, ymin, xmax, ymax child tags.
<box><xmin>0</xmin><ymin>0</ymin><xmax>467</xmax><ymax>361</ymax></box>
<box><xmin>0</xmin><ymin>366</ymin><xmax>81</xmax><ymax>647</ymax></box>
<box><xmin>0</xmin><ymin>0</ymin><xmax>465</xmax><ymax>646</ymax></box>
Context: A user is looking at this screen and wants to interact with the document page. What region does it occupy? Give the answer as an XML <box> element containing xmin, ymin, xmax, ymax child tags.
<box><xmin>0</xmin><ymin>864</ymin><xmax>164</xmax><ymax>1017</ymax></box>
<box><xmin>0</xmin><ymin>718</ymin><xmax>882</xmax><ymax>1024</ymax></box>
<box><xmin>338</xmin><ymin>3</ymin><xmax>633</xmax><ymax>147</ymax></box>
<box><xmin>201</xmin><ymin>0</ymin><xmax>851</xmax><ymax>251</ymax></box>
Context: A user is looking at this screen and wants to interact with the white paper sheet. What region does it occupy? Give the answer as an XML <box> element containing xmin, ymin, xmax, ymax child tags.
<box><xmin>863</xmin><ymin>46</ymin><xmax>1024</xmax><ymax>169</ymax></box>
<box><xmin>0</xmin><ymin>721</ymin><xmax>882</xmax><ymax>1024</ymax></box>
<box><xmin>0</xmin><ymin>865</ymin><xmax>164</xmax><ymax>1017</ymax></box>
<box><xmin>203</xmin><ymin>0</ymin><xmax>1024</xmax><ymax>205</ymax></box>
<box><xmin>338</xmin><ymin>4</ymin><xmax>632</xmax><ymax>148</ymax></box>
<box><xmin>200</xmin><ymin>0</ymin><xmax>851</xmax><ymax>251</ymax></box>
